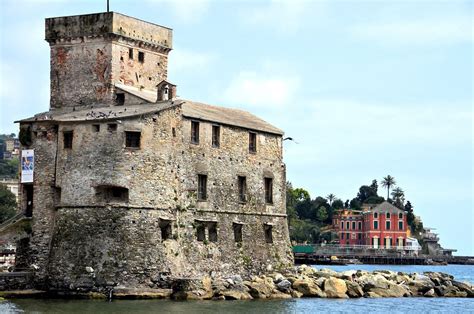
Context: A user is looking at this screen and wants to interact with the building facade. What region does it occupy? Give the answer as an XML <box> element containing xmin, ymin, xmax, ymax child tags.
<box><xmin>14</xmin><ymin>12</ymin><xmax>293</xmax><ymax>291</ymax></box>
<box><xmin>332</xmin><ymin>202</ymin><xmax>409</xmax><ymax>249</ymax></box>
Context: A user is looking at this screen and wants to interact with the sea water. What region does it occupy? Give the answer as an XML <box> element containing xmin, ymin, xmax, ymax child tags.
<box><xmin>1</xmin><ymin>265</ymin><xmax>473</xmax><ymax>313</ymax></box>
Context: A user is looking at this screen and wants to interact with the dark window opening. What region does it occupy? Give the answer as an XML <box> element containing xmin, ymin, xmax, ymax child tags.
<box><xmin>191</xmin><ymin>121</ymin><xmax>199</xmax><ymax>144</ymax></box>
<box><xmin>129</xmin><ymin>48</ymin><xmax>133</xmax><ymax>59</ymax></box>
<box><xmin>172</xmin><ymin>127</ymin><xmax>176</xmax><ymax>137</ymax></box>
<box><xmin>346</xmin><ymin>232</ymin><xmax>350</xmax><ymax>240</ymax></box>
<box><xmin>341</xmin><ymin>233</ymin><xmax>344</xmax><ymax>239</ymax></box>
<box><xmin>212</xmin><ymin>125</ymin><xmax>220</xmax><ymax>148</ymax></box>
<box><xmin>249</xmin><ymin>132</ymin><xmax>257</xmax><ymax>153</ymax></box>
<box><xmin>125</xmin><ymin>131</ymin><xmax>141</xmax><ymax>148</ymax></box>
<box><xmin>386</xmin><ymin>212</ymin><xmax>391</xmax><ymax>219</ymax></box>
<box><xmin>374</xmin><ymin>212</ymin><xmax>378</xmax><ymax>218</ymax></box>
<box><xmin>208</xmin><ymin>222</ymin><xmax>218</xmax><ymax>242</ymax></box>
<box><xmin>264</xmin><ymin>224</ymin><xmax>273</xmax><ymax>243</ymax></box>
<box><xmin>346</xmin><ymin>221</ymin><xmax>350</xmax><ymax>230</ymax></box>
<box><xmin>399</xmin><ymin>213</ymin><xmax>403</xmax><ymax>219</ymax></box>
<box><xmin>341</xmin><ymin>221</ymin><xmax>344</xmax><ymax>230</ymax></box>
<box><xmin>92</xmin><ymin>124</ymin><xmax>100</xmax><ymax>132</ymax></box>
<box><xmin>399</xmin><ymin>221</ymin><xmax>403</xmax><ymax>230</ymax></box>
<box><xmin>108</xmin><ymin>124</ymin><xmax>117</xmax><ymax>132</ymax></box>
<box><xmin>115</xmin><ymin>93</ymin><xmax>125</xmax><ymax>106</ymax></box>
<box><xmin>120</xmin><ymin>56</ymin><xmax>124</xmax><ymax>61</ymax></box>
<box><xmin>238</xmin><ymin>176</ymin><xmax>247</xmax><ymax>202</ymax></box>
<box><xmin>358</xmin><ymin>233</ymin><xmax>362</xmax><ymax>240</ymax></box>
<box><xmin>196</xmin><ymin>223</ymin><xmax>205</xmax><ymax>242</ymax></box>
<box><xmin>197</xmin><ymin>174</ymin><xmax>207</xmax><ymax>201</ymax></box>
<box><xmin>358</xmin><ymin>222</ymin><xmax>362</xmax><ymax>230</ymax></box>
<box><xmin>63</xmin><ymin>131</ymin><xmax>73</xmax><ymax>149</ymax></box>
<box><xmin>96</xmin><ymin>185</ymin><xmax>129</xmax><ymax>203</ymax></box>
<box><xmin>374</xmin><ymin>221</ymin><xmax>379</xmax><ymax>230</ymax></box>
<box><xmin>138</xmin><ymin>51</ymin><xmax>145</xmax><ymax>63</ymax></box>
<box><xmin>386</xmin><ymin>221</ymin><xmax>391</xmax><ymax>230</ymax></box>
<box><xmin>24</xmin><ymin>184</ymin><xmax>33</xmax><ymax>217</ymax></box>
<box><xmin>233</xmin><ymin>223</ymin><xmax>243</xmax><ymax>242</ymax></box>
<box><xmin>160</xmin><ymin>219</ymin><xmax>172</xmax><ymax>241</ymax></box>
<box><xmin>352</xmin><ymin>222</ymin><xmax>356</xmax><ymax>230</ymax></box>
<box><xmin>264</xmin><ymin>177</ymin><xmax>273</xmax><ymax>204</ymax></box>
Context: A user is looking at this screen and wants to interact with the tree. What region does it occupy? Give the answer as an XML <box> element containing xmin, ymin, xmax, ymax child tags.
<box><xmin>404</xmin><ymin>200</ymin><xmax>413</xmax><ymax>213</ymax></box>
<box><xmin>381</xmin><ymin>175</ymin><xmax>396</xmax><ymax>201</ymax></box>
<box><xmin>356</xmin><ymin>185</ymin><xmax>377</xmax><ymax>204</ymax></box>
<box><xmin>344</xmin><ymin>199</ymin><xmax>349</xmax><ymax>208</ymax></box>
<box><xmin>0</xmin><ymin>185</ymin><xmax>17</xmax><ymax>223</ymax></box>
<box><xmin>349</xmin><ymin>198</ymin><xmax>361</xmax><ymax>210</ymax></box>
<box><xmin>332</xmin><ymin>199</ymin><xmax>344</xmax><ymax>209</ymax></box>
<box><xmin>391</xmin><ymin>187</ymin><xmax>405</xmax><ymax>209</ymax></box>
<box><xmin>370</xmin><ymin>179</ymin><xmax>378</xmax><ymax>195</ymax></box>
<box><xmin>326</xmin><ymin>193</ymin><xmax>336</xmax><ymax>206</ymax></box>
<box><xmin>316</xmin><ymin>206</ymin><xmax>328</xmax><ymax>222</ymax></box>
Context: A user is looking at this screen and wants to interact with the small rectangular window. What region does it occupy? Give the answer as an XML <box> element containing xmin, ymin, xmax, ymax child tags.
<box><xmin>138</xmin><ymin>51</ymin><xmax>145</xmax><ymax>63</ymax></box>
<box><xmin>212</xmin><ymin>125</ymin><xmax>220</xmax><ymax>148</ymax></box>
<box><xmin>249</xmin><ymin>132</ymin><xmax>257</xmax><ymax>153</ymax></box>
<box><xmin>341</xmin><ymin>221</ymin><xmax>344</xmax><ymax>230</ymax></box>
<box><xmin>352</xmin><ymin>222</ymin><xmax>356</xmax><ymax>230</ymax></box>
<box><xmin>358</xmin><ymin>222</ymin><xmax>362</xmax><ymax>230</ymax></box>
<box><xmin>341</xmin><ymin>233</ymin><xmax>344</xmax><ymax>239</ymax></box>
<box><xmin>108</xmin><ymin>123</ymin><xmax>117</xmax><ymax>132</ymax></box>
<box><xmin>264</xmin><ymin>177</ymin><xmax>273</xmax><ymax>204</ymax></box>
<box><xmin>125</xmin><ymin>131</ymin><xmax>141</xmax><ymax>148</ymax></box>
<box><xmin>398</xmin><ymin>221</ymin><xmax>403</xmax><ymax>230</ymax></box>
<box><xmin>374</xmin><ymin>212</ymin><xmax>378</xmax><ymax>219</ymax></box>
<box><xmin>159</xmin><ymin>219</ymin><xmax>172</xmax><ymax>241</ymax></box>
<box><xmin>264</xmin><ymin>224</ymin><xmax>273</xmax><ymax>243</ymax></box>
<box><xmin>196</xmin><ymin>222</ymin><xmax>205</xmax><ymax>242</ymax></box>
<box><xmin>233</xmin><ymin>223</ymin><xmax>243</xmax><ymax>242</ymax></box>
<box><xmin>386</xmin><ymin>212</ymin><xmax>391</xmax><ymax>219</ymax></box>
<box><xmin>399</xmin><ymin>213</ymin><xmax>403</xmax><ymax>219</ymax></box>
<box><xmin>63</xmin><ymin>131</ymin><xmax>73</xmax><ymax>149</ymax></box>
<box><xmin>92</xmin><ymin>124</ymin><xmax>100</xmax><ymax>132</ymax></box>
<box><xmin>346</xmin><ymin>221</ymin><xmax>350</xmax><ymax>230</ymax></box>
<box><xmin>115</xmin><ymin>93</ymin><xmax>125</xmax><ymax>106</ymax></box>
<box><xmin>374</xmin><ymin>221</ymin><xmax>378</xmax><ymax>230</ymax></box>
<box><xmin>358</xmin><ymin>233</ymin><xmax>362</xmax><ymax>240</ymax></box>
<box><xmin>197</xmin><ymin>174</ymin><xmax>207</xmax><ymax>201</ymax></box>
<box><xmin>191</xmin><ymin>121</ymin><xmax>199</xmax><ymax>144</ymax></box>
<box><xmin>208</xmin><ymin>222</ymin><xmax>218</xmax><ymax>242</ymax></box>
<box><xmin>129</xmin><ymin>48</ymin><xmax>133</xmax><ymax>59</ymax></box>
<box><xmin>386</xmin><ymin>221</ymin><xmax>391</xmax><ymax>230</ymax></box>
<box><xmin>238</xmin><ymin>176</ymin><xmax>247</xmax><ymax>202</ymax></box>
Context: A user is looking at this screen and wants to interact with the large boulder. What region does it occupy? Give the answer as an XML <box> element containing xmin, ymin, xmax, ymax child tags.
<box><xmin>345</xmin><ymin>281</ymin><xmax>364</xmax><ymax>298</ymax></box>
<box><xmin>451</xmin><ymin>281</ymin><xmax>474</xmax><ymax>298</ymax></box>
<box><xmin>292</xmin><ymin>277</ymin><xmax>326</xmax><ymax>297</ymax></box>
<box><xmin>276</xmin><ymin>279</ymin><xmax>292</xmax><ymax>293</ymax></box>
<box><xmin>408</xmin><ymin>276</ymin><xmax>435</xmax><ymax>296</ymax></box>
<box><xmin>246</xmin><ymin>278</ymin><xmax>274</xmax><ymax>299</ymax></box>
<box><xmin>444</xmin><ymin>286</ymin><xmax>468</xmax><ymax>298</ymax></box>
<box><xmin>369</xmin><ymin>283</ymin><xmax>410</xmax><ymax>298</ymax></box>
<box><xmin>324</xmin><ymin>277</ymin><xmax>348</xmax><ymax>298</ymax></box>
<box><xmin>219</xmin><ymin>289</ymin><xmax>253</xmax><ymax>300</ymax></box>
<box><xmin>298</xmin><ymin>265</ymin><xmax>317</xmax><ymax>276</ymax></box>
<box><xmin>357</xmin><ymin>274</ymin><xmax>390</xmax><ymax>291</ymax></box>
<box><xmin>171</xmin><ymin>277</ymin><xmax>213</xmax><ymax>300</ymax></box>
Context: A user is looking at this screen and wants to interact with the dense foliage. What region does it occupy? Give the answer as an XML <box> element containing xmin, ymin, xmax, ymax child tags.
<box><xmin>287</xmin><ymin>175</ymin><xmax>424</xmax><ymax>244</ymax></box>
<box><xmin>0</xmin><ymin>185</ymin><xmax>17</xmax><ymax>223</ymax></box>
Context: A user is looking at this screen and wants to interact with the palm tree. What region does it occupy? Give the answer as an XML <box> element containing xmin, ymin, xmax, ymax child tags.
<box><xmin>381</xmin><ymin>175</ymin><xmax>396</xmax><ymax>201</ymax></box>
<box><xmin>391</xmin><ymin>187</ymin><xmax>405</xmax><ymax>208</ymax></box>
<box><xmin>326</xmin><ymin>193</ymin><xmax>336</xmax><ymax>206</ymax></box>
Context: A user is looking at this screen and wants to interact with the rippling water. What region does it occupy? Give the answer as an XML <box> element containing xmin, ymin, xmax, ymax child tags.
<box><xmin>1</xmin><ymin>265</ymin><xmax>473</xmax><ymax>313</ymax></box>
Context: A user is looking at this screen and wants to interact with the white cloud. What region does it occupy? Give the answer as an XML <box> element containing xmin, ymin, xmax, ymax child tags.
<box><xmin>146</xmin><ymin>0</ymin><xmax>210</xmax><ymax>23</ymax></box>
<box><xmin>222</xmin><ymin>71</ymin><xmax>300</xmax><ymax>108</ymax></box>
<box><xmin>168</xmin><ymin>48</ymin><xmax>215</xmax><ymax>72</ymax></box>
<box><xmin>350</xmin><ymin>16</ymin><xmax>473</xmax><ymax>45</ymax></box>
<box><xmin>241</xmin><ymin>0</ymin><xmax>324</xmax><ymax>34</ymax></box>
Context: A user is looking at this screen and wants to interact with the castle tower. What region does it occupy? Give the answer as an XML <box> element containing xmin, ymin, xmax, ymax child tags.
<box><xmin>45</xmin><ymin>12</ymin><xmax>172</xmax><ymax>110</ymax></box>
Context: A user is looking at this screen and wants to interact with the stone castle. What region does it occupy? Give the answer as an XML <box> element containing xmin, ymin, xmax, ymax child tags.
<box><xmin>15</xmin><ymin>12</ymin><xmax>293</xmax><ymax>292</ymax></box>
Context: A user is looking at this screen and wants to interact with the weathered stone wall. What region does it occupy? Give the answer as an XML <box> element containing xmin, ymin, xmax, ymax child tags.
<box><xmin>39</xmin><ymin>104</ymin><xmax>291</xmax><ymax>290</ymax></box>
<box><xmin>15</xmin><ymin>123</ymin><xmax>59</xmax><ymax>288</ymax></box>
<box><xmin>47</xmin><ymin>12</ymin><xmax>171</xmax><ymax>110</ymax></box>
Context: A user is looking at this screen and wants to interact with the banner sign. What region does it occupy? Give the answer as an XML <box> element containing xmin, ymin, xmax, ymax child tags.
<box><xmin>21</xmin><ymin>149</ymin><xmax>34</xmax><ymax>183</ymax></box>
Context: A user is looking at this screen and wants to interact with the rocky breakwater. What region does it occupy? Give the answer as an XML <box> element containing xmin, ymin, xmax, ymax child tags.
<box><xmin>170</xmin><ymin>265</ymin><xmax>474</xmax><ymax>300</ymax></box>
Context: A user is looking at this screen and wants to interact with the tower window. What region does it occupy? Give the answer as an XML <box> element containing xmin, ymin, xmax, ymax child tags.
<box><xmin>238</xmin><ymin>176</ymin><xmax>247</xmax><ymax>203</ymax></box>
<box><xmin>108</xmin><ymin>123</ymin><xmax>117</xmax><ymax>132</ymax></box>
<box><xmin>212</xmin><ymin>125</ymin><xmax>220</xmax><ymax>148</ymax></box>
<box><xmin>129</xmin><ymin>48</ymin><xmax>133</xmax><ymax>59</ymax></box>
<box><xmin>92</xmin><ymin>124</ymin><xmax>100</xmax><ymax>132</ymax></box>
<box><xmin>196</xmin><ymin>222</ymin><xmax>205</xmax><ymax>242</ymax></box>
<box><xmin>63</xmin><ymin>131</ymin><xmax>73</xmax><ymax>149</ymax></box>
<box><xmin>197</xmin><ymin>174</ymin><xmax>207</xmax><ymax>201</ymax></box>
<box><xmin>159</xmin><ymin>219</ymin><xmax>172</xmax><ymax>241</ymax></box>
<box><xmin>208</xmin><ymin>222</ymin><xmax>218</xmax><ymax>242</ymax></box>
<box><xmin>191</xmin><ymin>121</ymin><xmax>199</xmax><ymax>144</ymax></box>
<box><xmin>125</xmin><ymin>131</ymin><xmax>141</xmax><ymax>148</ymax></box>
<box><xmin>264</xmin><ymin>224</ymin><xmax>273</xmax><ymax>243</ymax></box>
<box><xmin>233</xmin><ymin>223</ymin><xmax>243</xmax><ymax>242</ymax></box>
<box><xmin>264</xmin><ymin>177</ymin><xmax>273</xmax><ymax>204</ymax></box>
<box><xmin>249</xmin><ymin>132</ymin><xmax>257</xmax><ymax>153</ymax></box>
<box><xmin>115</xmin><ymin>93</ymin><xmax>125</xmax><ymax>106</ymax></box>
<box><xmin>138</xmin><ymin>51</ymin><xmax>145</xmax><ymax>63</ymax></box>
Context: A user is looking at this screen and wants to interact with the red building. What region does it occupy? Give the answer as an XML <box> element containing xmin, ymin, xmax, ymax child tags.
<box><xmin>332</xmin><ymin>201</ymin><xmax>408</xmax><ymax>248</ymax></box>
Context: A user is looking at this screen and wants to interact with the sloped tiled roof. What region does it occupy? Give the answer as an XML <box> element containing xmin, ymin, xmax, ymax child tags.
<box><xmin>181</xmin><ymin>100</ymin><xmax>283</xmax><ymax>135</ymax></box>
<box><xmin>16</xmin><ymin>99</ymin><xmax>284</xmax><ymax>135</ymax></box>
<box><xmin>370</xmin><ymin>201</ymin><xmax>405</xmax><ymax>214</ymax></box>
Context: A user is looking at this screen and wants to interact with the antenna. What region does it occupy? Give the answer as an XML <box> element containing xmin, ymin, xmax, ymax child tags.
<box><xmin>107</xmin><ymin>0</ymin><xmax>110</xmax><ymax>12</ymax></box>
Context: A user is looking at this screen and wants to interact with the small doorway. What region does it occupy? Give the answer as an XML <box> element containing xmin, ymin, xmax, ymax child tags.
<box><xmin>24</xmin><ymin>185</ymin><xmax>33</xmax><ymax>217</ymax></box>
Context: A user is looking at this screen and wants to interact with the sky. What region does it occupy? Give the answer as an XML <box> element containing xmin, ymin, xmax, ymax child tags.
<box><xmin>0</xmin><ymin>0</ymin><xmax>472</xmax><ymax>255</ymax></box>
